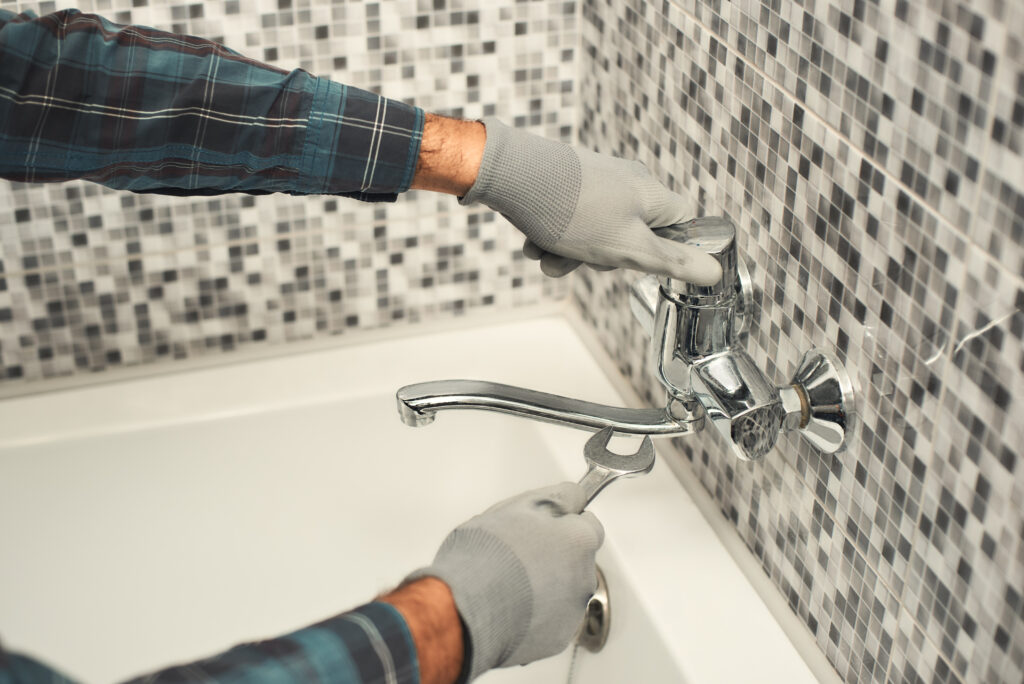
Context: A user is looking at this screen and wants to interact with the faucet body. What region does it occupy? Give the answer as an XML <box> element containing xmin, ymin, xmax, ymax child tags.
<box><xmin>642</xmin><ymin>218</ymin><xmax>791</xmax><ymax>460</ymax></box>
<box><xmin>397</xmin><ymin>217</ymin><xmax>855</xmax><ymax>460</ymax></box>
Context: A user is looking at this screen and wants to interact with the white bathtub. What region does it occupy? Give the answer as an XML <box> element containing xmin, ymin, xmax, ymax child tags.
<box><xmin>0</xmin><ymin>315</ymin><xmax>822</xmax><ymax>683</ymax></box>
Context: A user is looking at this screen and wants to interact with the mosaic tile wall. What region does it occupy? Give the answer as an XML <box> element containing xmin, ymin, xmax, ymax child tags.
<box><xmin>0</xmin><ymin>0</ymin><xmax>576</xmax><ymax>386</ymax></box>
<box><xmin>572</xmin><ymin>0</ymin><xmax>1023</xmax><ymax>682</ymax></box>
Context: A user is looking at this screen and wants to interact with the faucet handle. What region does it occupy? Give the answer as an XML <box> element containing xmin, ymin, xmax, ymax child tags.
<box><xmin>653</xmin><ymin>217</ymin><xmax>738</xmax><ymax>301</ymax></box>
<box><xmin>779</xmin><ymin>349</ymin><xmax>858</xmax><ymax>453</ymax></box>
<box><xmin>628</xmin><ymin>242</ymin><xmax>753</xmax><ymax>341</ymax></box>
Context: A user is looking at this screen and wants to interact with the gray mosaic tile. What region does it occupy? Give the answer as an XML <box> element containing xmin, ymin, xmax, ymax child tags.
<box><xmin>973</xmin><ymin>0</ymin><xmax>1024</xmax><ymax>285</ymax></box>
<box><xmin>890</xmin><ymin>607</ymin><xmax>965</xmax><ymax>684</ymax></box>
<box><xmin>683</xmin><ymin>0</ymin><xmax>996</xmax><ymax>238</ymax></box>
<box><xmin>910</xmin><ymin>245</ymin><xmax>1024</xmax><ymax>684</ymax></box>
<box><xmin>0</xmin><ymin>199</ymin><xmax>563</xmax><ymax>381</ymax></box>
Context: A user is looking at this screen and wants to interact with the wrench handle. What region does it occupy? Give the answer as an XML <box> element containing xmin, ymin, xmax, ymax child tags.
<box><xmin>578</xmin><ymin>464</ymin><xmax>618</xmax><ymax>507</ymax></box>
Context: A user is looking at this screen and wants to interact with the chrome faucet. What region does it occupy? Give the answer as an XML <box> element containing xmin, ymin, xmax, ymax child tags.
<box><xmin>396</xmin><ymin>217</ymin><xmax>856</xmax><ymax>460</ymax></box>
<box><xmin>630</xmin><ymin>217</ymin><xmax>855</xmax><ymax>460</ymax></box>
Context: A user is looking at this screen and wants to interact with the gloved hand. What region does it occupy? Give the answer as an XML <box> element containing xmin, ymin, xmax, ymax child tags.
<box><xmin>460</xmin><ymin>118</ymin><xmax>722</xmax><ymax>283</ymax></box>
<box><xmin>408</xmin><ymin>483</ymin><xmax>604</xmax><ymax>681</ymax></box>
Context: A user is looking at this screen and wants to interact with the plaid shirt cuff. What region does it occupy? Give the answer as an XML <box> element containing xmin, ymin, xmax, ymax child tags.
<box><xmin>305</xmin><ymin>79</ymin><xmax>424</xmax><ymax>202</ymax></box>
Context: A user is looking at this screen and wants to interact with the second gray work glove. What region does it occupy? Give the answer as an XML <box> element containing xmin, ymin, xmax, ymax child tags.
<box><xmin>408</xmin><ymin>482</ymin><xmax>604</xmax><ymax>681</ymax></box>
<box><xmin>460</xmin><ymin>117</ymin><xmax>722</xmax><ymax>283</ymax></box>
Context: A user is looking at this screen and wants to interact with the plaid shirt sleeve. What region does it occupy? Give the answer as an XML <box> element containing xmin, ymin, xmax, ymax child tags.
<box><xmin>0</xmin><ymin>602</ymin><xmax>420</xmax><ymax>684</ymax></box>
<box><xmin>0</xmin><ymin>9</ymin><xmax>424</xmax><ymax>201</ymax></box>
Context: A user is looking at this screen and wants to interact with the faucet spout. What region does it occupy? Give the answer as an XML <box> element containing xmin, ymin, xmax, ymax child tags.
<box><xmin>396</xmin><ymin>380</ymin><xmax>699</xmax><ymax>437</ymax></box>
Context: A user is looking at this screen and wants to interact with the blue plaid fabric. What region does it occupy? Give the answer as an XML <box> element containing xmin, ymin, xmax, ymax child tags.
<box><xmin>0</xmin><ymin>9</ymin><xmax>424</xmax><ymax>201</ymax></box>
<box><xmin>0</xmin><ymin>602</ymin><xmax>420</xmax><ymax>683</ymax></box>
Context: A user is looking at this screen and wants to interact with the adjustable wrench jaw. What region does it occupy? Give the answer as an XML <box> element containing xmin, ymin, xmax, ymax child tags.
<box><xmin>578</xmin><ymin>428</ymin><xmax>655</xmax><ymax>506</ymax></box>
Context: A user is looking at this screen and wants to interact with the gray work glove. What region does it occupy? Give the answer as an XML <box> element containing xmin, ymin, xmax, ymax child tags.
<box><xmin>460</xmin><ymin>117</ymin><xmax>722</xmax><ymax>284</ymax></box>
<box><xmin>409</xmin><ymin>482</ymin><xmax>604</xmax><ymax>681</ymax></box>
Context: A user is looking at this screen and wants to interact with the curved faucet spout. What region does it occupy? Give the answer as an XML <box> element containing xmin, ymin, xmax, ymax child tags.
<box><xmin>396</xmin><ymin>380</ymin><xmax>699</xmax><ymax>437</ymax></box>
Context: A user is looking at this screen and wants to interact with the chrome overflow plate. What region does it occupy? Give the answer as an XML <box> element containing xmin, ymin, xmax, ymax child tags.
<box><xmin>576</xmin><ymin>565</ymin><xmax>610</xmax><ymax>653</ymax></box>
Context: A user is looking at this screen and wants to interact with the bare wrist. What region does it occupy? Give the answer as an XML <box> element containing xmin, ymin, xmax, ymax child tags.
<box><xmin>411</xmin><ymin>114</ymin><xmax>485</xmax><ymax>196</ymax></box>
<box><xmin>379</xmin><ymin>577</ymin><xmax>464</xmax><ymax>684</ymax></box>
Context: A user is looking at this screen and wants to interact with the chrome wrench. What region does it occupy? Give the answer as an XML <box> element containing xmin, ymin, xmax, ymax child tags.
<box><xmin>578</xmin><ymin>427</ymin><xmax>655</xmax><ymax>506</ymax></box>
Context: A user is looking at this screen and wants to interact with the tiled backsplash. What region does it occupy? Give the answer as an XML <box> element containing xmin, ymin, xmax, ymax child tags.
<box><xmin>572</xmin><ymin>0</ymin><xmax>1022</xmax><ymax>682</ymax></box>
<box><xmin>0</xmin><ymin>0</ymin><xmax>576</xmax><ymax>385</ymax></box>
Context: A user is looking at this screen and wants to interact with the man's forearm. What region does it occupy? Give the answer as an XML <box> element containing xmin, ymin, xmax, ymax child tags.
<box><xmin>379</xmin><ymin>577</ymin><xmax>465</xmax><ymax>684</ymax></box>
<box><xmin>0</xmin><ymin>9</ymin><xmax>423</xmax><ymax>199</ymax></box>
<box><xmin>411</xmin><ymin>114</ymin><xmax>486</xmax><ymax>196</ymax></box>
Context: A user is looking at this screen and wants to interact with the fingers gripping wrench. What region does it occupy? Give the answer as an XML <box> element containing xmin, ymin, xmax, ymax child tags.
<box><xmin>578</xmin><ymin>428</ymin><xmax>655</xmax><ymax>506</ymax></box>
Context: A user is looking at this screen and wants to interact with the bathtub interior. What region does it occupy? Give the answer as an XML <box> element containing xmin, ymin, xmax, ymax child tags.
<box><xmin>0</xmin><ymin>316</ymin><xmax>816</xmax><ymax>683</ymax></box>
